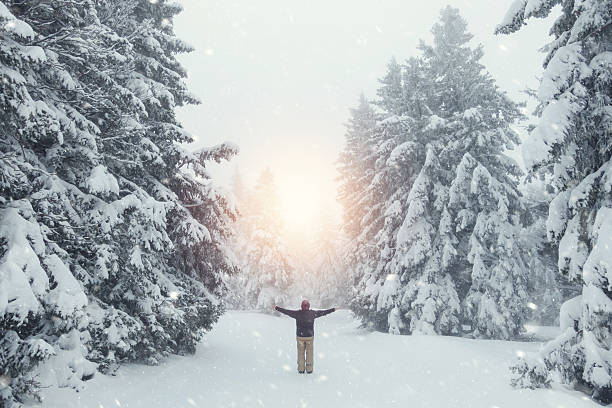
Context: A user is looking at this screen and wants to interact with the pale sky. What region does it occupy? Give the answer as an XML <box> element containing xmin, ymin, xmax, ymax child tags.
<box><xmin>174</xmin><ymin>0</ymin><xmax>556</xmax><ymax>235</ymax></box>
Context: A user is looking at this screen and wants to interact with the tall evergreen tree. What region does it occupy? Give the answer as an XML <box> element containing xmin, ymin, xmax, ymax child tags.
<box><xmin>418</xmin><ymin>8</ymin><xmax>525</xmax><ymax>339</ymax></box>
<box><xmin>448</xmin><ymin>153</ymin><xmax>526</xmax><ymax>339</ymax></box>
<box><xmin>289</xmin><ymin>204</ymin><xmax>350</xmax><ymax>308</ymax></box>
<box><xmin>227</xmin><ymin>168</ymin><xmax>292</xmax><ymax>310</ymax></box>
<box><xmin>247</xmin><ymin>168</ymin><xmax>292</xmax><ymax>309</ymax></box>
<box><xmin>0</xmin><ymin>1</ymin><xmax>237</xmax><ymax>406</ymax></box>
<box><xmin>343</xmin><ymin>7</ymin><xmax>527</xmax><ymax>339</ymax></box>
<box><xmin>338</xmin><ymin>94</ymin><xmax>389</xmax><ymax>329</ymax></box>
<box><xmin>338</xmin><ymin>94</ymin><xmax>377</xmax><ymax>240</ymax></box>
<box><xmin>497</xmin><ymin>0</ymin><xmax>612</xmax><ymax>402</ymax></box>
<box><xmin>375</xmin><ymin>57</ymin><xmax>405</xmax><ymax>115</ymax></box>
<box><xmin>519</xmin><ymin>180</ymin><xmax>576</xmax><ymax>326</ymax></box>
<box><xmin>348</xmin><ymin>116</ymin><xmax>416</xmax><ymax>330</ymax></box>
<box><xmin>366</xmin><ymin>56</ymin><xmax>433</xmax><ymax>334</ymax></box>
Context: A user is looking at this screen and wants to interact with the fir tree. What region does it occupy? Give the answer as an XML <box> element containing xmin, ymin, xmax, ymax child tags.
<box><xmin>375</xmin><ymin>57</ymin><xmax>405</xmax><ymax>115</ymax></box>
<box><xmin>290</xmin><ymin>204</ymin><xmax>350</xmax><ymax>308</ymax></box>
<box><xmin>409</xmin><ymin>7</ymin><xmax>524</xmax><ymax>339</ymax></box>
<box><xmin>0</xmin><ymin>1</ymin><xmax>237</xmax><ymax>405</ymax></box>
<box><xmin>449</xmin><ymin>153</ymin><xmax>526</xmax><ymax>339</ymax></box>
<box><xmin>338</xmin><ymin>94</ymin><xmax>388</xmax><ymax>329</ymax></box>
<box><xmin>497</xmin><ymin>0</ymin><xmax>612</xmax><ymax>402</ymax></box>
<box><xmin>227</xmin><ymin>168</ymin><xmax>292</xmax><ymax>310</ymax></box>
<box><xmin>519</xmin><ymin>180</ymin><xmax>577</xmax><ymax>326</ymax></box>
<box><xmin>364</xmin><ymin>56</ymin><xmax>433</xmax><ymax>334</ymax></box>
<box><xmin>348</xmin><ymin>102</ymin><xmax>418</xmax><ymax>332</ymax></box>
<box><xmin>338</xmin><ymin>94</ymin><xmax>377</xmax><ymax>240</ymax></box>
<box><xmin>343</xmin><ymin>7</ymin><xmax>527</xmax><ymax>338</ymax></box>
<box><xmin>393</xmin><ymin>149</ymin><xmax>461</xmax><ymax>335</ymax></box>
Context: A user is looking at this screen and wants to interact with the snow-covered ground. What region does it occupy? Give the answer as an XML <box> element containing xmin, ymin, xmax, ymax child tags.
<box><xmin>37</xmin><ymin>310</ymin><xmax>596</xmax><ymax>408</ymax></box>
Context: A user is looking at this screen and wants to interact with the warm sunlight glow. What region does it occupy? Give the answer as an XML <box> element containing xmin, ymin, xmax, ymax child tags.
<box><xmin>279</xmin><ymin>177</ymin><xmax>324</xmax><ymax>236</ymax></box>
<box><xmin>273</xmin><ymin>150</ymin><xmax>341</xmax><ymax>243</ymax></box>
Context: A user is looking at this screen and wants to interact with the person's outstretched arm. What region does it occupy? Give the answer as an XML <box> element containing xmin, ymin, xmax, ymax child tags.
<box><xmin>274</xmin><ymin>305</ymin><xmax>299</xmax><ymax>319</ymax></box>
<box><xmin>314</xmin><ymin>307</ymin><xmax>337</xmax><ymax>318</ymax></box>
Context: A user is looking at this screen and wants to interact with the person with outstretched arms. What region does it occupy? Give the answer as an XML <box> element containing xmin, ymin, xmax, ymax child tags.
<box><xmin>273</xmin><ymin>300</ymin><xmax>337</xmax><ymax>374</ymax></box>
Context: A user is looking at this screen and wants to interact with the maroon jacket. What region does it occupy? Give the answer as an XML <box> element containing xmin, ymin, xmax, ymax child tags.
<box><xmin>275</xmin><ymin>306</ymin><xmax>336</xmax><ymax>337</ymax></box>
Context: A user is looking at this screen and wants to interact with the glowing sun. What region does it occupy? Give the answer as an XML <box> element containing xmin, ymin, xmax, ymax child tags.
<box><xmin>278</xmin><ymin>176</ymin><xmax>323</xmax><ymax>236</ymax></box>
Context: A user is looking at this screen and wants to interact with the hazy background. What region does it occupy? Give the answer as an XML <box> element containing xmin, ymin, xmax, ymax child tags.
<box><xmin>174</xmin><ymin>0</ymin><xmax>556</xmax><ymax>232</ymax></box>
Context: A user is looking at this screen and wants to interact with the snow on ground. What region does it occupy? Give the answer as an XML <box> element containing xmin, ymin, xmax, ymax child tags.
<box><xmin>37</xmin><ymin>310</ymin><xmax>597</xmax><ymax>408</ymax></box>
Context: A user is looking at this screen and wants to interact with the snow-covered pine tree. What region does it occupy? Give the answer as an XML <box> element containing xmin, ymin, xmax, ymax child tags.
<box><xmin>390</xmin><ymin>149</ymin><xmax>461</xmax><ymax>335</ymax></box>
<box><xmin>345</xmin><ymin>83</ymin><xmax>420</xmax><ymax>331</ymax></box>
<box><xmin>167</xmin><ymin>141</ymin><xmax>239</xmax><ymax>349</ymax></box>
<box><xmin>519</xmin><ymin>180</ymin><xmax>577</xmax><ymax>326</ymax></box>
<box><xmin>346</xmin><ymin>7</ymin><xmax>527</xmax><ymax>338</ymax></box>
<box><xmin>228</xmin><ymin>168</ymin><xmax>292</xmax><ymax>310</ymax></box>
<box><xmin>374</xmin><ymin>57</ymin><xmax>405</xmax><ymax>116</ymax></box>
<box><xmin>376</xmin><ymin>57</ymin><xmax>435</xmax><ymax>334</ymax></box>
<box><xmin>415</xmin><ymin>7</ymin><xmax>526</xmax><ymax>339</ymax></box>
<box><xmin>291</xmin><ymin>204</ymin><xmax>350</xmax><ymax>308</ymax></box>
<box><xmin>225</xmin><ymin>167</ymin><xmax>263</xmax><ymax>310</ymax></box>
<box><xmin>337</xmin><ymin>94</ymin><xmax>386</xmax><ymax>328</ymax></box>
<box><xmin>448</xmin><ymin>153</ymin><xmax>527</xmax><ymax>339</ymax></box>
<box><xmin>0</xmin><ymin>1</ymin><xmax>236</xmax><ymax>405</ymax></box>
<box><xmin>223</xmin><ymin>169</ymin><xmax>250</xmax><ymax>309</ymax></box>
<box><xmin>345</xmin><ymin>54</ymin><xmax>435</xmax><ymax>334</ymax></box>
<box><xmin>314</xmin><ymin>207</ymin><xmax>351</xmax><ymax>307</ymax></box>
<box><xmin>497</xmin><ymin>0</ymin><xmax>612</xmax><ymax>402</ymax></box>
<box><xmin>76</xmin><ymin>0</ymin><xmax>238</xmax><ymax>371</ymax></box>
<box><xmin>338</xmin><ymin>94</ymin><xmax>377</xmax><ymax>240</ymax></box>
<box><xmin>117</xmin><ymin>0</ymin><xmax>239</xmax><ymax>360</ymax></box>
<box><xmin>1</xmin><ymin>2</ymin><xmax>127</xmax><ymax>404</ymax></box>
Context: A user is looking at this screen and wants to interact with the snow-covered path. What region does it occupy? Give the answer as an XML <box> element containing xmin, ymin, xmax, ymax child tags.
<box><xmin>39</xmin><ymin>310</ymin><xmax>596</xmax><ymax>408</ymax></box>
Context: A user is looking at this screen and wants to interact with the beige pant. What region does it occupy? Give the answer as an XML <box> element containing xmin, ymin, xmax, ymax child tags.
<box><xmin>296</xmin><ymin>336</ymin><xmax>314</xmax><ymax>373</ymax></box>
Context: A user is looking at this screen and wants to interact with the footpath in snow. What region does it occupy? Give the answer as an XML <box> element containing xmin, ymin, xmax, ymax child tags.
<box><xmin>38</xmin><ymin>310</ymin><xmax>597</xmax><ymax>408</ymax></box>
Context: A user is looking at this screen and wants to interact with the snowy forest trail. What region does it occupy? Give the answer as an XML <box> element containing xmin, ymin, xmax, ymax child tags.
<box><xmin>39</xmin><ymin>311</ymin><xmax>596</xmax><ymax>408</ymax></box>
